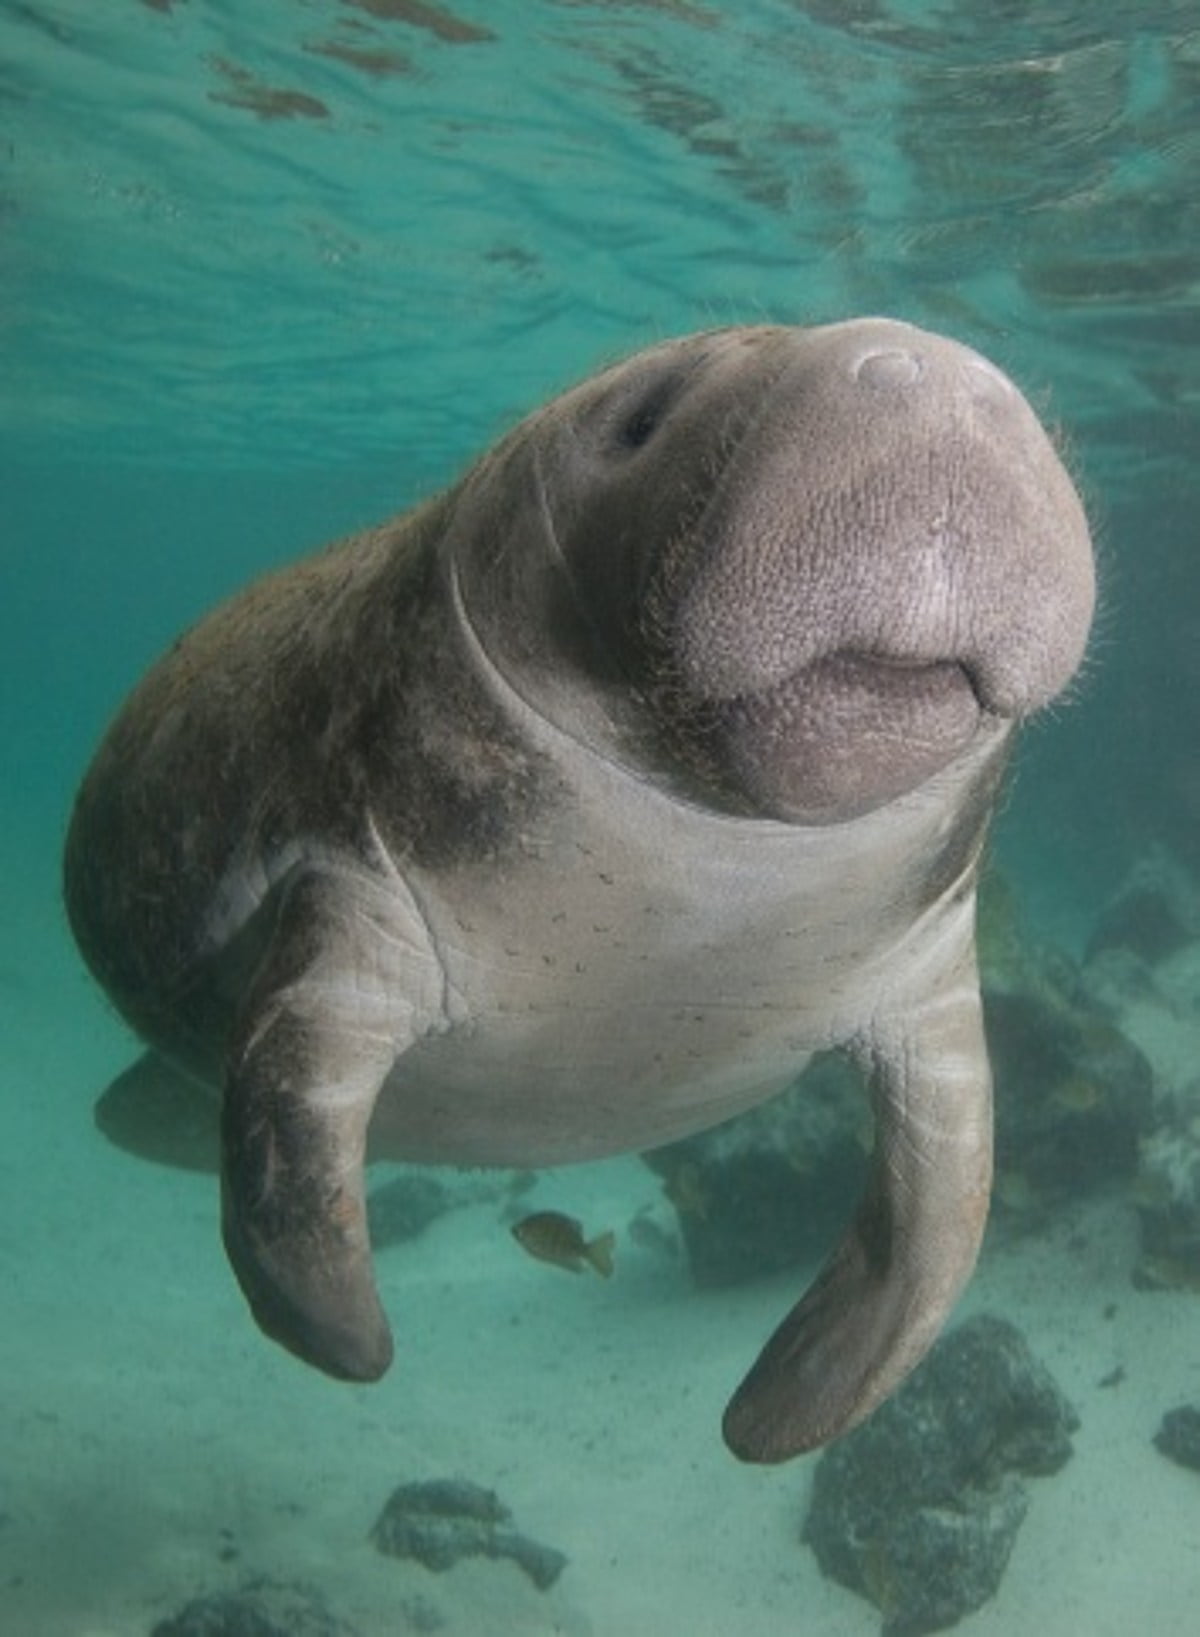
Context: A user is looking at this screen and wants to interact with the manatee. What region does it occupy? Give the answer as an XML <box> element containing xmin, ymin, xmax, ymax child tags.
<box><xmin>63</xmin><ymin>319</ymin><xmax>1094</xmax><ymax>1462</ymax></box>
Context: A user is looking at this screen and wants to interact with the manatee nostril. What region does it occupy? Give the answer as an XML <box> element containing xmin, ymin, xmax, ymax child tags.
<box><xmin>852</xmin><ymin>349</ymin><xmax>923</xmax><ymax>388</ymax></box>
<box><xmin>964</xmin><ymin>357</ymin><xmax>1015</xmax><ymax>401</ymax></box>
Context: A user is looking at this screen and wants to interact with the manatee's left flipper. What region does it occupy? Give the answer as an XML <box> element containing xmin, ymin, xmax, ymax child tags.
<box><xmin>723</xmin><ymin>933</ymin><xmax>991</xmax><ymax>1462</ymax></box>
<box><xmin>221</xmin><ymin>860</ymin><xmax>444</xmax><ymax>1383</ymax></box>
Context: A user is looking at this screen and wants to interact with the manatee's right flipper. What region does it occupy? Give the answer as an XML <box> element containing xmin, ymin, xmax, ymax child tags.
<box><xmin>722</xmin><ymin>933</ymin><xmax>992</xmax><ymax>1462</ymax></box>
<box><xmin>220</xmin><ymin>863</ymin><xmax>443</xmax><ymax>1383</ymax></box>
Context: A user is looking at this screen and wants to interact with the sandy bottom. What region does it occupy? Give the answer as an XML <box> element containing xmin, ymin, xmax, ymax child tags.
<box><xmin>4</xmin><ymin>868</ymin><xmax>1200</xmax><ymax>1637</ymax></box>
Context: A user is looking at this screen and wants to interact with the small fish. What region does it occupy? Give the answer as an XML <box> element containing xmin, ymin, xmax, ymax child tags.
<box><xmin>511</xmin><ymin>1211</ymin><xmax>615</xmax><ymax>1278</ymax></box>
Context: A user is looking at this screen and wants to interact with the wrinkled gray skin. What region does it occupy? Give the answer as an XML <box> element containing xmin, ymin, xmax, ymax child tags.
<box><xmin>64</xmin><ymin>319</ymin><xmax>1094</xmax><ymax>1462</ymax></box>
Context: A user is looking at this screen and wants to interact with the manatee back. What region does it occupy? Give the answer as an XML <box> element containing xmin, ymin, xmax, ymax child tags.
<box><xmin>61</xmin><ymin>499</ymin><xmax>480</xmax><ymax>1064</ymax></box>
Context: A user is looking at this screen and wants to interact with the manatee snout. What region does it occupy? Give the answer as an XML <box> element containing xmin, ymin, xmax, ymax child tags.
<box><xmin>637</xmin><ymin>319</ymin><xmax>1095</xmax><ymax>822</ymax></box>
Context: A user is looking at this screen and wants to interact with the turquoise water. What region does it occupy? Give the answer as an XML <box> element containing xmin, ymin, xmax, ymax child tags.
<box><xmin>4</xmin><ymin>3</ymin><xmax>1199</xmax><ymax>1634</ymax></box>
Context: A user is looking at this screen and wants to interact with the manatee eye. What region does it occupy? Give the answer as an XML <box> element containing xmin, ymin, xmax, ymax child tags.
<box><xmin>619</xmin><ymin>402</ymin><xmax>662</xmax><ymax>450</ymax></box>
<box><xmin>613</xmin><ymin>381</ymin><xmax>675</xmax><ymax>453</ymax></box>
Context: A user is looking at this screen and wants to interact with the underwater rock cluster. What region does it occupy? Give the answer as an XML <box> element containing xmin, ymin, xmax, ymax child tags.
<box><xmin>980</xmin><ymin>872</ymin><xmax>1155</xmax><ymax>1217</ymax></box>
<box><xmin>1080</xmin><ymin>847</ymin><xmax>1200</xmax><ymax>1293</ymax></box>
<box><xmin>148</xmin><ymin>1478</ymin><xmax>565</xmax><ymax>1637</ymax></box>
<box><xmin>365</xmin><ymin>1173</ymin><xmax>453</xmax><ymax>1249</ymax></box>
<box><xmin>642</xmin><ymin>1051</ymin><xmax>868</xmax><ymax>1286</ymax></box>
<box><xmin>150</xmin><ymin>1575</ymin><xmax>359</xmax><ymax>1637</ymax></box>
<box><xmin>1154</xmin><ymin>1405</ymin><xmax>1200</xmax><ymax>1473</ymax></box>
<box><xmin>1130</xmin><ymin>1109</ymin><xmax>1200</xmax><ymax>1292</ymax></box>
<box><xmin>371</xmin><ymin>1477</ymin><xmax>567</xmax><ymax>1591</ymax></box>
<box><xmin>803</xmin><ymin>1314</ymin><xmax>1078</xmax><ymax>1637</ymax></box>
